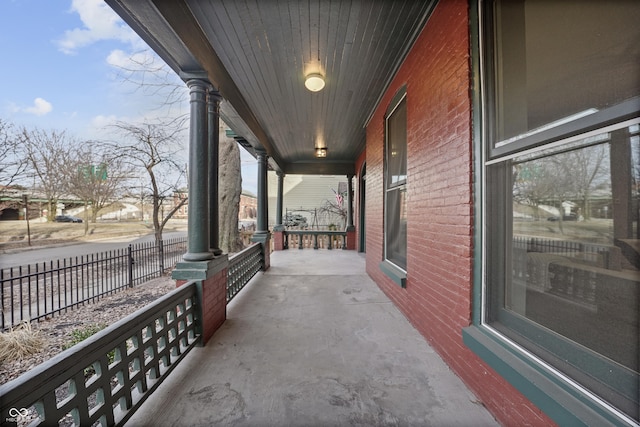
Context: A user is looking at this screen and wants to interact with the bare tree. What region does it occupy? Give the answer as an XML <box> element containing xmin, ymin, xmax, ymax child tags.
<box><xmin>112</xmin><ymin>49</ymin><xmax>245</xmax><ymax>253</ymax></box>
<box><xmin>0</xmin><ymin>119</ymin><xmax>27</xmax><ymax>219</ymax></box>
<box><xmin>0</xmin><ymin>119</ymin><xmax>26</xmax><ymax>188</ymax></box>
<box><xmin>513</xmin><ymin>142</ymin><xmax>609</xmax><ymax>234</ymax></box>
<box><xmin>19</xmin><ymin>128</ymin><xmax>75</xmax><ymax>222</ymax></box>
<box><xmin>65</xmin><ymin>143</ymin><xmax>130</xmax><ymax>230</ymax></box>
<box><xmin>110</xmin><ymin>50</ymin><xmax>187</xmax><ymax>114</ymax></box>
<box><xmin>108</xmin><ymin>119</ymin><xmax>188</xmax><ymax>242</ymax></box>
<box><xmin>550</xmin><ymin>144</ymin><xmax>608</xmax><ymax>220</ymax></box>
<box><xmin>317</xmin><ymin>186</ymin><xmax>348</xmax><ymax>230</ymax></box>
<box><xmin>513</xmin><ymin>160</ymin><xmax>560</xmax><ymax>217</ymax></box>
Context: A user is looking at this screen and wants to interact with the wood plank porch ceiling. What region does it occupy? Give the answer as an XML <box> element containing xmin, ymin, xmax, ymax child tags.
<box><xmin>106</xmin><ymin>0</ymin><xmax>435</xmax><ymax>175</ymax></box>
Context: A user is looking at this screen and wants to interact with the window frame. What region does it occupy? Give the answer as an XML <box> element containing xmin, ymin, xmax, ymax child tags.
<box><xmin>485</xmin><ymin>121</ymin><xmax>640</xmax><ymax>421</ymax></box>
<box><xmin>463</xmin><ymin>1</ymin><xmax>640</xmax><ymax>425</ymax></box>
<box><xmin>482</xmin><ymin>0</ymin><xmax>640</xmax><ymax>160</ymax></box>
<box><xmin>381</xmin><ymin>86</ymin><xmax>408</xmax><ymax>284</ymax></box>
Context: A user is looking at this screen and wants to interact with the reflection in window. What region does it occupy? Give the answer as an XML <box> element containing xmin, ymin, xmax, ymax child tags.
<box><xmin>385</xmin><ymin>95</ymin><xmax>407</xmax><ymax>270</ymax></box>
<box><xmin>386</xmin><ymin>188</ymin><xmax>407</xmax><ymax>269</ymax></box>
<box><xmin>387</xmin><ymin>98</ymin><xmax>407</xmax><ymax>187</ymax></box>
<box><xmin>487</xmin><ymin>124</ymin><xmax>640</xmax><ymax>419</ymax></box>
<box><xmin>490</xmin><ymin>0</ymin><xmax>640</xmax><ymax>147</ymax></box>
<box><xmin>482</xmin><ymin>0</ymin><xmax>640</xmax><ymax>420</ymax></box>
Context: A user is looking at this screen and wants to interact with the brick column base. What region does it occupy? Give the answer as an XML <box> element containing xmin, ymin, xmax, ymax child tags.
<box><xmin>262</xmin><ymin>237</ymin><xmax>271</xmax><ymax>270</ymax></box>
<box><xmin>273</xmin><ymin>230</ymin><xmax>285</xmax><ymax>251</ymax></box>
<box><xmin>173</xmin><ymin>256</ymin><xmax>228</xmax><ymax>346</ymax></box>
<box><xmin>346</xmin><ymin>227</ymin><xmax>356</xmax><ymax>250</ymax></box>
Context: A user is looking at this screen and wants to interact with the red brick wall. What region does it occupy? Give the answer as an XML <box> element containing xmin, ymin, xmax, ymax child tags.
<box><xmin>176</xmin><ymin>267</ymin><xmax>227</xmax><ymax>345</ymax></box>
<box><xmin>201</xmin><ymin>267</ymin><xmax>227</xmax><ymax>343</ymax></box>
<box><xmin>273</xmin><ymin>230</ymin><xmax>285</xmax><ymax>251</ymax></box>
<box><xmin>364</xmin><ymin>1</ymin><xmax>553</xmax><ymax>425</ymax></box>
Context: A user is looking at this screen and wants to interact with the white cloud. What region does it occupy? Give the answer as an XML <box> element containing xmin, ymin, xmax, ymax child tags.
<box><xmin>106</xmin><ymin>49</ymin><xmax>155</xmax><ymax>69</ymax></box>
<box><xmin>24</xmin><ymin>98</ymin><xmax>53</xmax><ymax>116</ymax></box>
<box><xmin>91</xmin><ymin>114</ymin><xmax>119</xmax><ymax>129</ymax></box>
<box><xmin>106</xmin><ymin>49</ymin><xmax>131</xmax><ymax>68</ymax></box>
<box><xmin>56</xmin><ymin>0</ymin><xmax>139</xmax><ymax>55</ymax></box>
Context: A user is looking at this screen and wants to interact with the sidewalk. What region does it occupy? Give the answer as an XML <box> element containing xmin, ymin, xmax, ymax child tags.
<box><xmin>126</xmin><ymin>250</ymin><xmax>499</xmax><ymax>426</ymax></box>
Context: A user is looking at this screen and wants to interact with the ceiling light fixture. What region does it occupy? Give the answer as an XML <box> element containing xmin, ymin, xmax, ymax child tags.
<box><xmin>315</xmin><ymin>147</ymin><xmax>328</xmax><ymax>158</ymax></box>
<box><xmin>305</xmin><ymin>73</ymin><xmax>325</xmax><ymax>92</ymax></box>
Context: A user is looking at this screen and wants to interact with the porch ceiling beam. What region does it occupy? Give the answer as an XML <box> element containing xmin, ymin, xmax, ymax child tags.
<box><xmin>284</xmin><ymin>162</ymin><xmax>355</xmax><ymax>176</ymax></box>
<box><xmin>151</xmin><ymin>0</ymin><xmax>284</xmax><ymax>172</ymax></box>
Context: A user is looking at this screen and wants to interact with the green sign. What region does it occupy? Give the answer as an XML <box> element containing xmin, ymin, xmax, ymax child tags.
<box><xmin>79</xmin><ymin>164</ymin><xmax>107</xmax><ymax>181</ymax></box>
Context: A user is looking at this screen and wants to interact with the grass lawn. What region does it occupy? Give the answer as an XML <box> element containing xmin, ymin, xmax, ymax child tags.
<box><xmin>0</xmin><ymin>220</ymin><xmax>187</xmax><ymax>248</ymax></box>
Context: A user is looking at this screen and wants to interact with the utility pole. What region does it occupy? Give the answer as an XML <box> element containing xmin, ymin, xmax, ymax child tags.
<box><xmin>22</xmin><ymin>194</ymin><xmax>31</xmax><ymax>246</ymax></box>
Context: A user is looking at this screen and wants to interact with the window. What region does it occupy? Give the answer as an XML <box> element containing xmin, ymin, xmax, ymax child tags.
<box><xmin>384</xmin><ymin>89</ymin><xmax>407</xmax><ymax>273</ymax></box>
<box><xmin>482</xmin><ymin>0</ymin><xmax>639</xmax><ymax>422</ymax></box>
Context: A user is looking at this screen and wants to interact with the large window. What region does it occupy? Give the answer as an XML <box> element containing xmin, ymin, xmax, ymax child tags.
<box><xmin>482</xmin><ymin>0</ymin><xmax>639</xmax><ymax>422</ymax></box>
<box><xmin>384</xmin><ymin>90</ymin><xmax>407</xmax><ymax>271</ymax></box>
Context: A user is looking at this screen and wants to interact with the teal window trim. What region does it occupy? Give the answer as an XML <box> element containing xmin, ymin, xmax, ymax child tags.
<box><xmin>467</xmin><ymin>2</ymin><xmax>637</xmax><ymax>426</ymax></box>
<box><xmin>379</xmin><ymin>260</ymin><xmax>406</xmax><ymax>288</ymax></box>
<box><xmin>385</xmin><ymin>85</ymin><xmax>407</xmax><ymax>118</ymax></box>
<box><xmin>462</xmin><ymin>326</ymin><xmax>627</xmax><ymax>426</ymax></box>
<box><xmin>495</xmin><ymin>308</ymin><xmax>638</xmax><ymax>404</ymax></box>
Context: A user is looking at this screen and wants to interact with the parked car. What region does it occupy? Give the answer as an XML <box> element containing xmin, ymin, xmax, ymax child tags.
<box><xmin>55</xmin><ymin>215</ymin><xmax>83</xmax><ymax>223</ymax></box>
<box><xmin>547</xmin><ymin>213</ymin><xmax>580</xmax><ymax>222</ymax></box>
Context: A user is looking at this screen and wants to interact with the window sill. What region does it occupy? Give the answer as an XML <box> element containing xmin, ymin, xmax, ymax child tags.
<box><xmin>379</xmin><ymin>260</ymin><xmax>406</xmax><ymax>288</ymax></box>
<box><xmin>462</xmin><ymin>325</ymin><xmax>630</xmax><ymax>426</ymax></box>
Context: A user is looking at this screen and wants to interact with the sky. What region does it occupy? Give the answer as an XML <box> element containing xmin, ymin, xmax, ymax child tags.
<box><xmin>0</xmin><ymin>0</ymin><xmax>258</xmax><ymax>193</ymax></box>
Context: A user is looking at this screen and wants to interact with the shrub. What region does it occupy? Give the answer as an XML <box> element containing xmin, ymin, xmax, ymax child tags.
<box><xmin>63</xmin><ymin>323</ymin><xmax>108</xmax><ymax>350</ymax></box>
<box><xmin>0</xmin><ymin>321</ymin><xmax>44</xmax><ymax>365</ymax></box>
<box><xmin>63</xmin><ymin>323</ymin><xmax>116</xmax><ymax>373</ymax></box>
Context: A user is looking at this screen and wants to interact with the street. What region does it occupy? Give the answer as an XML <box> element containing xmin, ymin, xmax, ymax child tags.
<box><xmin>0</xmin><ymin>231</ymin><xmax>187</xmax><ymax>269</ymax></box>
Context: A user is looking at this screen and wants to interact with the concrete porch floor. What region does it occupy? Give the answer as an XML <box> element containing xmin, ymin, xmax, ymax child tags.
<box><xmin>126</xmin><ymin>249</ymin><xmax>499</xmax><ymax>426</ymax></box>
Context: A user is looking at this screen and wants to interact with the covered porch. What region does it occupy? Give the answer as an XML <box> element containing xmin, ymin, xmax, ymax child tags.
<box><xmin>126</xmin><ymin>249</ymin><xmax>497</xmax><ymax>426</ymax></box>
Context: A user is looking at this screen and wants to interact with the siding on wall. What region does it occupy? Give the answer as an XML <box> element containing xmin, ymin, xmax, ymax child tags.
<box><xmin>364</xmin><ymin>1</ymin><xmax>553</xmax><ymax>425</ymax></box>
<box><xmin>267</xmin><ymin>173</ymin><xmax>350</xmax><ymax>228</ymax></box>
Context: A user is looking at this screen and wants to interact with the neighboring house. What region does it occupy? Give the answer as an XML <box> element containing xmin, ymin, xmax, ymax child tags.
<box><xmin>239</xmin><ymin>190</ymin><xmax>257</xmax><ymax>230</ymax></box>
<box><xmin>172</xmin><ymin>189</ymin><xmax>258</xmax><ymax>228</ymax></box>
<box><xmin>99</xmin><ymin>1</ymin><xmax>640</xmax><ymax>425</ymax></box>
<box><xmin>267</xmin><ymin>173</ymin><xmax>347</xmax><ymax>229</ymax></box>
<box><xmin>239</xmin><ymin>190</ymin><xmax>257</xmax><ymax>220</ymax></box>
<box><xmin>171</xmin><ymin>191</ymin><xmax>188</xmax><ymax>220</ymax></box>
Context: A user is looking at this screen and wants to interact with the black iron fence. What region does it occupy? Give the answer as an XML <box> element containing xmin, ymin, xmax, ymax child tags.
<box><xmin>1</xmin><ymin>237</ymin><xmax>187</xmax><ymax>330</ymax></box>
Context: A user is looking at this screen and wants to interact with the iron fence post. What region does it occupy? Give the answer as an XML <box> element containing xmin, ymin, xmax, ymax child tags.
<box><xmin>128</xmin><ymin>244</ymin><xmax>134</xmax><ymax>288</ymax></box>
<box><xmin>159</xmin><ymin>239</ymin><xmax>165</xmax><ymax>274</ymax></box>
<box><xmin>1</xmin><ymin>269</ymin><xmax>4</xmax><ymax>330</ymax></box>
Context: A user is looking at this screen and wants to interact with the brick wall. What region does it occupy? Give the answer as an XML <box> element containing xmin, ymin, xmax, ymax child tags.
<box><xmin>176</xmin><ymin>266</ymin><xmax>227</xmax><ymax>345</ymax></box>
<box><xmin>201</xmin><ymin>267</ymin><xmax>227</xmax><ymax>343</ymax></box>
<box><xmin>365</xmin><ymin>1</ymin><xmax>553</xmax><ymax>425</ymax></box>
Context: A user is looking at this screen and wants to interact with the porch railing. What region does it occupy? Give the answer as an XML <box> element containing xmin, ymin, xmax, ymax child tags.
<box><xmin>0</xmin><ymin>281</ymin><xmax>199</xmax><ymax>427</ymax></box>
<box><xmin>284</xmin><ymin>230</ymin><xmax>347</xmax><ymax>250</ymax></box>
<box><xmin>511</xmin><ymin>236</ymin><xmax>625</xmax><ymax>309</ymax></box>
<box><xmin>227</xmin><ymin>243</ymin><xmax>263</xmax><ymax>303</ymax></box>
<box><xmin>0</xmin><ymin>242</ymin><xmax>267</xmax><ymax>426</ymax></box>
<box><xmin>1</xmin><ymin>237</ymin><xmax>187</xmax><ymax>330</ymax></box>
